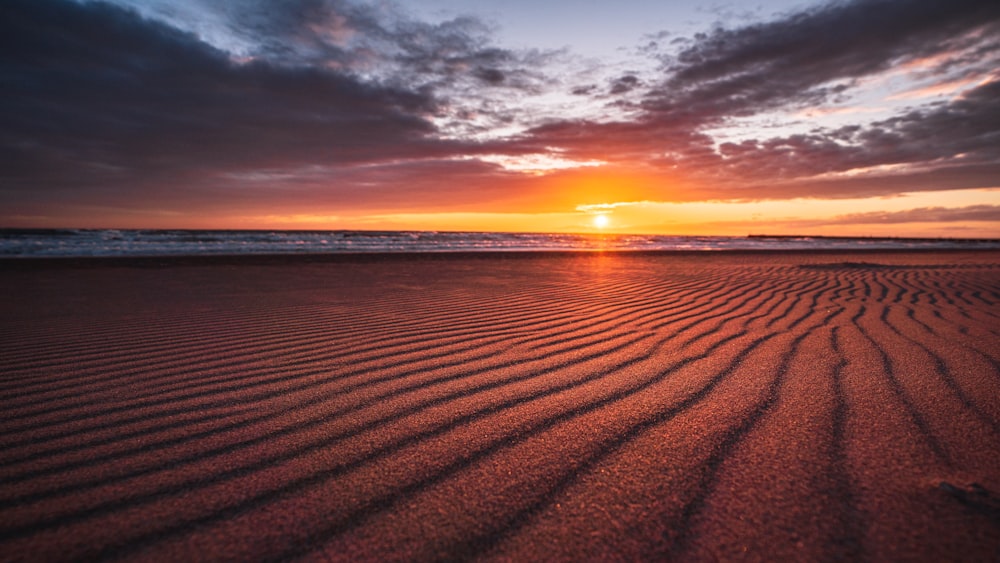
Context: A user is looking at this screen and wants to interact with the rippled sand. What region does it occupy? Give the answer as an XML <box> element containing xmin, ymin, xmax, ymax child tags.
<box><xmin>1</xmin><ymin>251</ymin><xmax>998</xmax><ymax>561</ymax></box>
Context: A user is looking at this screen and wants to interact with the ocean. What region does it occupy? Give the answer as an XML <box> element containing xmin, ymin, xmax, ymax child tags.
<box><xmin>2</xmin><ymin>229</ymin><xmax>997</xmax><ymax>257</ymax></box>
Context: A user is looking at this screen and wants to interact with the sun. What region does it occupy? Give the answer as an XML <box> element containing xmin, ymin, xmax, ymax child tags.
<box><xmin>592</xmin><ymin>214</ymin><xmax>610</xmax><ymax>229</ymax></box>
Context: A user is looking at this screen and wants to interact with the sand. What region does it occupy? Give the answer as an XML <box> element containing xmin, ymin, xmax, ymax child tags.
<box><xmin>1</xmin><ymin>251</ymin><xmax>998</xmax><ymax>562</ymax></box>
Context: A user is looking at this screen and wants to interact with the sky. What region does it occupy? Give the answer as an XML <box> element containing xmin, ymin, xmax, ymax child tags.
<box><xmin>2</xmin><ymin>0</ymin><xmax>999</xmax><ymax>236</ymax></box>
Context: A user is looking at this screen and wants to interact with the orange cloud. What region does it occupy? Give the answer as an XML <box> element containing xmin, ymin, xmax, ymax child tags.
<box><xmin>888</xmin><ymin>73</ymin><xmax>998</xmax><ymax>100</ymax></box>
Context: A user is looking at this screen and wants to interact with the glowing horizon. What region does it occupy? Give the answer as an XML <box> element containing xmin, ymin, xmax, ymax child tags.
<box><xmin>2</xmin><ymin>0</ymin><xmax>998</xmax><ymax>237</ymax></box>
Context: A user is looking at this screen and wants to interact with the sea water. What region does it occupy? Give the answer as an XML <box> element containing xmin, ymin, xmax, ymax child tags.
<box><xmin>1</xmin><ymin>229</ymin><xmax>997</xmax><ymax>257</ymax></box>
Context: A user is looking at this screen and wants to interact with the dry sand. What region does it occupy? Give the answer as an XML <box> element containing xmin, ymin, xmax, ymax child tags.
<box><xmin>1</xmin><ymin>251</ymin><xmax>998</xmax><ymax>562</ymax></box>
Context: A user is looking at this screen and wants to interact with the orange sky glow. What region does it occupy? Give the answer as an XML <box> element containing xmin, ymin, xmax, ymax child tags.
<box><xmin>3</xmin><ymin>0</ymin><xmax>999</xmax><ymax>238</ymax></box>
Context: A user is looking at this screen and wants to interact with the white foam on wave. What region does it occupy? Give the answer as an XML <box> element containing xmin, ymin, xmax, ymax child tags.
<box><xmin>1</xmin><ymin>229</ymin><xmax>997</xmax><ymax>257</ymax></box>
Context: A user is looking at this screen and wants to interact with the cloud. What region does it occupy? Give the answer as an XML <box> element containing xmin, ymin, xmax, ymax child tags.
<box><xmin>524</xmin><ymin>0</ymin><xmax>1000</xmax><ymax>200</ymax></box>
<box><xmin>0</xmin><ymin>0</ymin><xmax>562</xmax><ymax>217</ymax></box>
<box><xmin>886</xmin><ymin>74</ymin><xmax>996</xmax><ymax>101</ymax></box>
<box><xmin>830</xmin><ymin>204</ymin><xmax>1000</xmax><ymax>225</ymax></box>
<box><xmin>717</xmin><ymin>203</ymin><xmax>1000</xmax><ymax>234</ymax></box>
<box><xmin>652</xmin><ymin>0</ymin><xmax>1000</xmax><ymax>119</ymax></box>
<box><xmin>608</xmin><ymin>74</ymin><xmax>641</xmax><ymax>95</ymax></box>
<box><xmin>187</xmin><ymin>0</ymin><xmax>563</xmax><ymax>139</ymax></box>
<box><xmin>693</xmin><ymin>76</ymin><xmax>1000</xmax><ymax>195</ymax></box>
<box><xmin>1</xmin><ymin>0</ymin><xmax>999</xmax><ymax>227</ymax></box>
<box><xmin>0</xmin><ymin>1</ymin><xmax>439</xmax><ymax>163</ymax></box>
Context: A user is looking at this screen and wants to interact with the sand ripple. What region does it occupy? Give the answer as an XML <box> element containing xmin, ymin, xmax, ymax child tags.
<box><xmin>1</xmin><ymin>252</ymin><xmax>998</xmax><ymax>561</ymax></box>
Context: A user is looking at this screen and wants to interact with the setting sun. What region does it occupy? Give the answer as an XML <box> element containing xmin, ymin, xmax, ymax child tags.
<box><xmin>593</xmin><ymin>214</ymin><xmax>610</xmax><ymax>229</ymax></box>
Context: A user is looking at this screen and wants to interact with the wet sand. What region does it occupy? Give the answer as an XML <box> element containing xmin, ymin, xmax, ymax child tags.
<box><xmin>1</xmin><ymin>251</ymin><xmax>998</xmax><ymax>561</ymax></box>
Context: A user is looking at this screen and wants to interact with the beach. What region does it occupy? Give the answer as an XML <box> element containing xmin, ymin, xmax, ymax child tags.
<box><xmin>1</xmin><ymin>250</ymin><xmax>998</xmax><ymax>561</ymax></box>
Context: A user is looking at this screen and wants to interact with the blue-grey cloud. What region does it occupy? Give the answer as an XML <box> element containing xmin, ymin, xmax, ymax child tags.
<box><xmin>651</xmin><ymin>0</ymin><xmax>1000</xmax><ymax>121</ymax></box>
<box><xmin>2</xmin><ymin>0</ymin><xmax>999</xmax><ymax>224</ymax></box>
<box><xmin>528</xmin><ymin>0</ymin><xmax>1000</xmax><ymax>199</ymax></box>
<box><xmin>0</xmin><ymin>0</ymin><xmax>553</xmax><ymax>217</ymax></box>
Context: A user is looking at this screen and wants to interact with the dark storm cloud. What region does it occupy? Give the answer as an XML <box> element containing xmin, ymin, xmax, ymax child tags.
<box><xmin>649</xmin><ymin>0</ymin><xmax>1000</xmax><ymax>122</ymax></box>
<box><xmin>1</xmin><ymin>1</ymin><xmax>434</xmax><ymax>174</ymax></box>
<box><xmin>527</xmin><ymin>0</ymin><xmax>1000</xmax><ymax>199</ymax></box>
<box><xmin>865</xmin><ymin>79</ymin><xmax>1000</xmax><ymax>163</ymax></box>
<box><xmin>683</xmin><ymin>77</ymin><xmax>1000</xmax><ymax>193</ymax></box>
<box><xmin>2</xmin><ymin>0</ymin><xmax>999</xmax><ymax>225</ymax></box>
<box><xmin>203</xmin><ymin>0</ymin><xmax>552</xmax><ymax>95</ymax></box>
<box><xmin>608</xmin><ymin>75</ymin><xmax>641</xmax><ymax>95</ymax></box>
<box><xmin>0</xmin><ymin>0</ymin><xmax>551</xmax><ymax>215</ymax></box>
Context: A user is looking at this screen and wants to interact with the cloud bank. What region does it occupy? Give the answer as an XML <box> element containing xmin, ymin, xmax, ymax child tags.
<box><xmin>1</xmin><ymin>0</ymin><xmax>998</xmax><ymax>227</ymax></box>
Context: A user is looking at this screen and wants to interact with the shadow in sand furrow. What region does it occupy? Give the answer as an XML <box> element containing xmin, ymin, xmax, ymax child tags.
<box><xmin>0</xmin><ymin>287</ymin><xmax>636</xmax><ymax>419</ymax></box>
<box><xmin>0</xmin><ymin>268</ymin><xmax>744</xmax><ymax>440</ymax></box>
<box><xmin>0</xmin><ymin>274</ymin><xmax>720</xmax><ymax>454</ymax></box>
<box><xmin>0</xmin><ymin>304</ymin><xmax>382</xmax><ymax>369</ymax></box>
<box><xmin>0</xmin><ymin>291</ymin><xmax>603</xmax><ymax>397</ymax></box>
<box><xmin>938</xmin><ymin>481</ymin><xmax>1000</xmax><ymax>521</ymax></box>
<box><xmin>903</xmin><ymin>305</ymin><xmax>938</xmax><ymax>336</ymax></box>
<box><xmin>0</xmin><ymin>262</ymin><xmax>720</xmax><ymax>372</ymax></box>
<box><xmin>563</xmin><ymin>278</ymin><xmax>763</xmax><ymax>351</ymax></box>
<box><xmin>649</xmin><ymin>269</ymin><xmax>809</xmax><ymax>346</ymax></box>
<box><xmin>134</xmin><ymin>334</ymin><xmax>779</xmax><ymax>563</ymax></box>
<box><xmin>0</xmin><ymin>299</ymin><xmax>598</xmax><ymax>420</ymax></box>
<box><xmin>917</xmin><ymin>295</ymin><xmax>1000</xmax><ymax>353</ymax></box>
<box><xmin>1</xmin><ymin>270</ymin><xmax>765</xmax><ymax>503</ymax></box>
<box><xmin>0</xmin><ymin>267</ymin><xmax>711</xmax><ymax>395</ymax></box>
<box><xmin>0</xmin><ymin>274</ymin><xmax>618</xmax><ymax>369</ymax></box>
<box><xmin>780</xmin><ymin>277</ymin><xmax>837</xmax><ymax>332</ymax></box>
<box><xmin>807</xmin><ymin>270</ymin><xmax>855</xmax><ymax>312</ymax></box>
<box><xmin>825</xmin><ymin>326</ymin><xmax>867</xmax><ymax>561</ymax></box>
<box><xmin>926</xmin><ymin>277</ymin><xmax>957</xmax><ymax>308</ymax></box>
<box><xmin>349</xmin><ymin>295</ymin><xmax>846</xmax><ymax>561</ymax></box>
<box><xmin>0</xmin><ymin>288</ymin><xmax>631</xmax><ymax>402</ymax></box>
<box><xmin>0</xmin><ymin>326</ymin><xmax>662</xmax><ymax>529</ymax></box>
<box><xmin>0</xmin><ymin>333</ymin><xmax>664</xmax><ymax>553</ymax></box>
<box><xmin>0</xmin><ymin>310</ymin><xmax>608</xmax><ymax>452</ymax></box>
<box><xmin>0</xmin><ymin>404</ymin><xmax>259</xmax><ymax>479</ymax></box>
<box><xmin>763</xmin><ymin>277</ymin><xmax>828</xmax><ymax>330</ymax></box>
<box><xmin>0</xmin><ymin>324</ymin><xmax>535</xmax><ymax>446</ymax></box>
<box><xmin>637</xmin><ymin>276</ymin><xmax>768</xmax><ymax>336</ymax></box>
<box><xmin>935</xmin><ymin>278</ymin><xmax>1000</xmax><ymax>325</ymax></box>
<box><xmin>884</xmin><ymin>272</ymin><xmax>1000</xmax><ymax>372</ymax></box>
<box><xmin>471</xmin><ymin>276</ymin><xmax>727</xmax><ymax>354</ymax></box>
<box><xmin>0</xmin><ymin>290</ymin><xmax>530</xmax><ymax>360</ymax></box>
<box><xmin>888</xmin><ymin>270</ymin><xmax>911</xmax><ymax>302</ymax></box>
<box><xmin>0</xmin><ymin>335</ymin><xmax>518</xmax><ymax>440</ymax></box>
<box><xmin>878</xmin><ymin>304</ymin><xmax>1000</xmax><ymax>435</ymax></box>
<box><xmin>850</xmin><ymin>301</ymin><xmax>951</xmax><ymax>464</ymax></box>
<box><xmin>966</xmin><ymin>278</ymin><xmax>1000</xmax><ymax>305</ymax></box>
<box><xmin>0</xmin><ymin>282</ymin><xmax>688</xmax><ymax>472</ymax></box>
<box><xmin>674</xmin><ymin>274</ymin><xmax>819</xmax><ymax>350</ymax></box>
<box><xmin>646</xmin><ymin>307</ymin><xmax>851</xmax><ymax>560</ymax></box>
<box><xmin>0</xmin><ymin>317</ymin><xmax>658</xmax><ymax>484</ymax></box>
<box><xmin>1</xmin><ymin>270</ymin><xmax>785</xmax><ymax>556</ymax></box>
<box><xmin>108</xmin><ymin>272</ymin><xmax>825</xmax><ymax>561</ymax></box>
<box><xmin>0</xmin><ymin>279</ymin><xmax>718</xmax><ymax>443</ymax></box>
<box><xmin>4</xmin><ymin>256</ymin><xmax>994</xmax><ymax>561</ymax></box>
<box><xmin>885</xmin><ymin>272</ymin><xmax>909</xmax><ymax>306</ymax></box>
<box><xmin>945</xmin><ymin>279</ymin><xmax>977</xmax><ymax>308</ymax></box>
<box><xmin>655</xmin><ymin>330</ymin><xmax>821</xmax><ymax>561</ymax></box>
